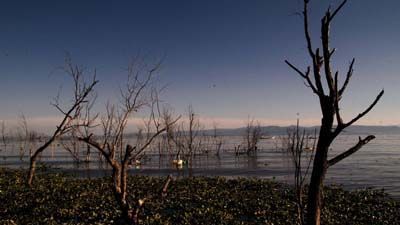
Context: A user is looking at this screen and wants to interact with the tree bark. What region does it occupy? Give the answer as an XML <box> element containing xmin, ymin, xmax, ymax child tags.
<box><xmin>27</xmin><ymin>157</ymin><xmax>37</xmax><ymax>186</ymax></box>
<box><xmin>27</xmin><ymin>139</ymin><xmax>54</xmax><ymax>186</ymax></box>
<box><xmin>305</xmin><ymin>144</ymin><xmax>327</xmax><ymax>225</ymax></box>
<box><xmin>306</xmin><ymin>113</ymin><xmax>333</xmax><ymax>225</ymax></box>
<box><xmin>286</xmin><ymin>1</ymin><xmax>384</xmax><ymax>225</ymax></box>
<box><xmin>112</xmin><ymin>164</ymin><xmax>135</xmax><ymax>224</ymax></box>
<box><xmin>112</xmin><ymin>165</ymin><xmax>122</xmax><ymax>201</ymax></box>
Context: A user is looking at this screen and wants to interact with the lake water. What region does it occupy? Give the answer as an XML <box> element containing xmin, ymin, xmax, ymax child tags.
<box><xmin>1</xmin><ymin>134</ymin><xmax>399</xmax><ymax>198</ymax></box>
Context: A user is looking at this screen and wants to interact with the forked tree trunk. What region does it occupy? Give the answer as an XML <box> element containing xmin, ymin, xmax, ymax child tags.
<box><xmin>112</xmin><ymin>164</ymin><xmax>136</xmax><ymax>224</ymax></box>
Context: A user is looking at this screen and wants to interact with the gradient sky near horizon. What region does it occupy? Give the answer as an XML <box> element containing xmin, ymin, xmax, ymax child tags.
<box><xmin>1</xmin><ymin>0</ymin><xmax>400</xmax><ymax>133</ymax></box>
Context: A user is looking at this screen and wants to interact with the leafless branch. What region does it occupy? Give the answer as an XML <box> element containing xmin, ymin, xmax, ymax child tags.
<box><xmin>327</xmin><ymin>135</ymin><xmax>374</xmax><ymax>167</ymax></box>
<box><xmin>327</xmin><ymin>0</ymin><xmax>348</xmax><ymax>23</ymax></box>
<box><xmin>285</xmin><ymin>60</ymin><xmax>319</xmax><ymax>95</ymax></box>
<box><xmin>27</xmin><ymin>56</ymin><xmax>98</xmax><ymax>186</ymax></box>
<box><xmin>76</xmin><ymin>57</ymin><xmax>179</xmax><ymax>223</ymax></box>
<box><xmin>334</xmin><ymin>90</ymin><xmax>384</xmax><ymax>136</ymax></box>
<box><xmin>338</xmin><ymin>58</ymin><xmax>355</xmax><ymax>96</ymax></box>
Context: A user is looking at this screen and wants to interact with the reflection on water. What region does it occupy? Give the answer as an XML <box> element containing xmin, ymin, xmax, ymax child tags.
<box><xmin>1</xmin><ymin>134</ymin><xmax>400</xmax><ymax>197</ymax></box>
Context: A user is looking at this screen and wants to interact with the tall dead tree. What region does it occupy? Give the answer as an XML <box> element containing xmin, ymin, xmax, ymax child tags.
<box><xmin>27</xmin><ymin>57</ymin><xmax>98</xmax><ymax>186</ymax></box>
<box><xmin>78</xmin><ymin>59</ymin><xmax>179</xmax><ymax>224</ymax></box>
<box><xmin>285</xmin><ymin>1</ymin><xmax>384</xmax><ymax>224</ymax></box>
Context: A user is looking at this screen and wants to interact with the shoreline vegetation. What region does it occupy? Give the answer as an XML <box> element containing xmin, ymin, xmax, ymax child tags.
<box><xmin>0</xmin><ymin>168</ymin><xmax>399</xmax><ymax>225</ymax></box>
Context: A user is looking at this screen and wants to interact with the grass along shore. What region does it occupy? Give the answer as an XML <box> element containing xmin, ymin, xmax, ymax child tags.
<box><xmin>0</xmin><ymin>168</ymin><xmax>399</xmax><ymax>225</ymax></box>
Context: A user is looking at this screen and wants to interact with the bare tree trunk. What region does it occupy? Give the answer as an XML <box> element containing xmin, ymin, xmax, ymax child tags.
<box><xmin>77</xmin><ymin>58</ymin><xmax>179</xmax><ymax>225</ymax></box>
<box><xmin>1</xmin><ymin>121</ymin><xmax>7</xmax><ymax>151</ymax></box>
<box><xmin>306</xmin><ymin>111</ymin><xmax>333</xmax><ymax>224</ymax></box>
<box><xmin>112</xmin><ymin>166</ymin><xmax>122</xmax><ymax>197</ymax></box>
<box><xmin>297</xmin><ymin>188</ymin><xmax>304</xmax><ymax>224</ymax></box>
<box><xmin>282</xmin><ymin>119</ymin><xmax>315</xmax><ymax>225</ymax></box>
<box><xmin>306</xmin><ymin>144</ymin><xmax>328</xmax><ymax>225</ymax></box>
<box><xmin>85</xmin><ymin>144</ymin><xmax>91</xmax><ymax>162</ymax></box>
<box><xmin>285</xmin><ymin>1</ymin><xmax>384</xmax><ymax>224</ymax></box>
<box><xmin>27</xmin><ymin>154</ymin><xmax>40</xmax><ymax>186</ymax></box>
<box><xmin>27</xmin><ymin>156</ymin><xmax>37</xmax><ymax>186</ymax></box>
<box><xmin>27</xmin><ymin>139</ymin><xmax>53</xmax><ymax>186</ymax></box>
<box><xmin>111</xmin><ymin>165</ymin><xmax>131</xmax><ymax>224</ymax></box>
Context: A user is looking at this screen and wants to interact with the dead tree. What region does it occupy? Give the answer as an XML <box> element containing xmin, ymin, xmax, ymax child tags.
<box><xmin>62</xmin><ymin>93</ymin><xmax>98</xmax><ymax>163</ymax></box>
<box><xmin>16</xmin><ymin>113</ymin><xmax>35</xmax><ymax>161</ymax></box>
<box><xmin>282</xmin><ymin>119</ymin><xmax>316</xmax><ymax>225</ymax></box>
<box><xmin>82</xmin><ymin>97</ymin><xmax>97</xmax><ymax>162</ymax></box>
<box><xmin>61</xmin><ymin>130</ymin><xmax>81</xmax><ymax>163</ymax></box>
<box><xmin>27</xmin><ymin>57</ymin><xmax>98</xmax><ymax>186</ymax></box>
<box><xmin>285</xmin><ymin>1</ymin><xmax>384</xmax><ymax>224</ymax></box>
<box><xmin>244</xmin><ymin>117</ymin><xmax>262</xmax><ymax>155</ymax></box>
<box><xmin>161</xmin><ymin>107</ymin><xmax>177</xmax><ymax>158</ymax></box>
<box><xmin>185</xmin><ymin>105</ymin><xmax>201</xmax><ymax>159</ymax></box>
<box><xmin>171</xmin><ymin>105</ymin><xmax>202</xmax><ymax>163</ymax></box>
<box><xmin>1</xmin><ymin>121</ymin><xmax>8</xmax><ymax>151</ymax></box>
<box><xmin>212</xmin><ymin>121</ymin><xmax>223</xmax><ymax>157</ymax></box>
<box><xmin>78</xmin><ymin>59</ymin><xmax>179</xmax><ymax>224</ymax></box>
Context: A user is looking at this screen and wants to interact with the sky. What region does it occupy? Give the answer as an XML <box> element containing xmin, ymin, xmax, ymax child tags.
<box><xmin>0</xmin><ymin>0</ymin><xmax>400</xmax><ymax>133</ymax></box>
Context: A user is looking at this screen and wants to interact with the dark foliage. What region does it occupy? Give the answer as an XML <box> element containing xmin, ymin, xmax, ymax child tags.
<box><xmin>0</xmin><ymin>168</ymin><xmax>399</xmax><ymax>225</ymax></box>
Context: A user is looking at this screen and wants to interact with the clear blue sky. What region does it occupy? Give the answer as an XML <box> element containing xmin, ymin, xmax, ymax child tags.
<box><xmin>0</xmin><ymin>0</ymin><xmax>399</xmax><ymax>131</ymax></box>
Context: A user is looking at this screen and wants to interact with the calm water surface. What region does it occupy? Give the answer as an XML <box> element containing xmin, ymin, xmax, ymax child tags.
<box><xmin>1</xmin><ymin>134</ymin><xmax>399</xmax><ymax>197</ymax></box>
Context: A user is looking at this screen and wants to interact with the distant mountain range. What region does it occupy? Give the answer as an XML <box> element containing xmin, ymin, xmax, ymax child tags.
<box><xmin>207</xmin><ymin>125</ymin><xmax>400</xmax><ymax>136</ymax></box>
<box><xmin>118</xmin><ymin>125</ymin><xmax>400</xmax><ymax>139</ymax></box>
